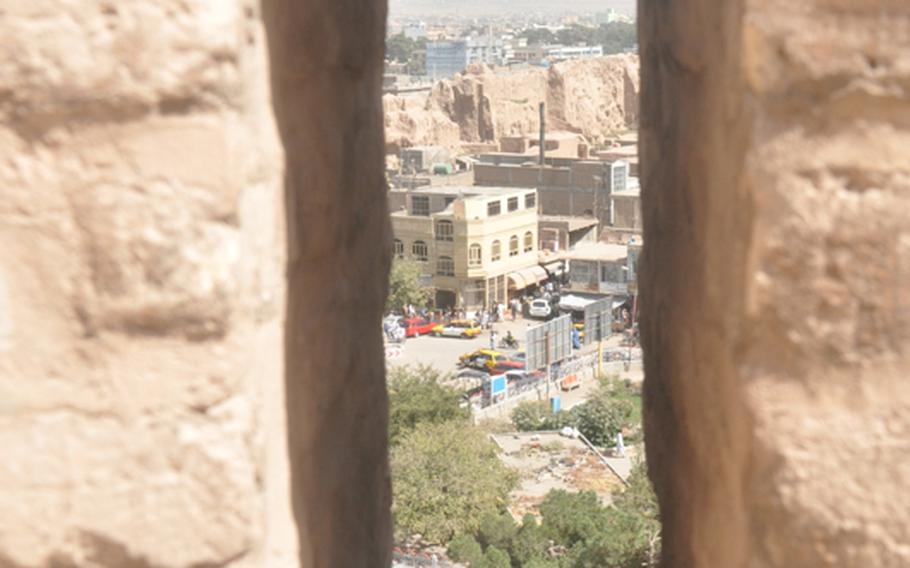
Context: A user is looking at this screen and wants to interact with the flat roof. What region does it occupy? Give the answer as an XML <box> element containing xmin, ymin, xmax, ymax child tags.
<box><xmin>599</xmin><ymin>145</ymin><xmax>638</xmax><ymax>157</ymax></box>
<box><xmin>539</xmin><ymin>215</ymin><xmax>600</xmax><ymax>231</ymax></box>
<box><xmin>565</xmin><ymin>242</ymin><xmax>629</xmax><ymax>262</ymax></box>
<box><xmin>403</xmin><ymin>185</ymin><xmax>537</xmax><ymax>201</ymax></box>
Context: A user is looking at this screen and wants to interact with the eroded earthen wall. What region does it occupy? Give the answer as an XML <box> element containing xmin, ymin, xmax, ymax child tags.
<box><xmin>640</xmin><ymin>1</ymin><xmax>910</xmax><ymax>566</ymax></box>
<box><xmin>0</xmin><ymin>2</ymin><xmax>294</xmax><ymax>566</ymax></box>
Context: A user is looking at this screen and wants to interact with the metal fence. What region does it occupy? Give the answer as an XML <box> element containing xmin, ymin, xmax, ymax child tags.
<box><xmin>469</xmin><ymin>345</ymin><xmax>643</xmax><ymax>418</ymax></box>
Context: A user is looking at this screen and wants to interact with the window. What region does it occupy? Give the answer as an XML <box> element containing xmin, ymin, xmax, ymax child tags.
<box><xmin>487</xmin><ymin>200</ymin><xmax>501</xmax><ymax>216</ymax></box>
<box><xmin>393</xmin><ymin>239</ymin><xmax>404</xmax><ymax>259</ymax></box>
<box><xmin>525</xmin><ymin>193</ymin><xmax>536</xmax><ymax>209</ymax></box>
<box><xmin>437</xmin><ymin>256</ymin><xmax>454</xmax><ymax>276</ymax></box>
<box><xmin>509</xmin><ymin>235</ymin><xmax>519</xmax><ymax>257</ymax></box>
<box><xmin>491</xmin><ymin>240</ymin><xmax>501</xmax><ymax>261</ymax></box>
<box><xmin>469</xmin><ymin>243</ymin><xmax>482</xmax><ymax>267</ymax></box>
<box><xmin>507</xmin><ymin>196</ymin><xmax>519</xmax><ymax>212</ymax></box>
<box><xmin>524</xmin><ymin>231</ymin><xmax>534</xmax><ymax>252</ymax></box>
<box><xmin>412</xmin><ymin>240</ymin><xmax>428</xmax><ymax>261</ymax></box>
<box><xmin>435</xmin><ymin>220</ymin><xmax>454</xmax><ymax>241</ymax></box>
<box><xmin>612</xmin><ymin>163</ymin><xmax>627</xmax><ymax>193</ymax></box>
<box><xmin>412</xmin><ymin>195</ymin><xmax>430</xmax><ymax>216</ymax></box>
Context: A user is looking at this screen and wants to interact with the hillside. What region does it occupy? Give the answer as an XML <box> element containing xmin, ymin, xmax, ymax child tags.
<box><xmin>383</xmin><ymin>54</ymin><xmax>639</xmax><ymax>155</ymax></box>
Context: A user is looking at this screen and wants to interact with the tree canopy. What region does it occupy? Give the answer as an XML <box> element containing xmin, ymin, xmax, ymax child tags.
<box><xmin>386</xmin><ymin>33</ymin><xmax>427</xmax><ymax>63</ymax></box>
<box><xmin>386</xmin><ymin>258</ymin><xmax>431</xmax><ymax>314</ymax></box>
<box><xmin>518</xmin><ymin>23</ymin><xmax>637</xmax><ymax>55</ymax></box>
<box><xmin>392</xmin><ymin>420</ymin><xmax>518</xmax><ymax>544</ymax></box>
<box><xmin>387</xmin><ymin>365</ymin><xmax>469</xmax><ymax>445</ymax></box>
<box><xmin>446</xmin><ymin>462</ymin><xmax>661</xmax><ymax>567</ymax></box>
<box><xmin>511</xmin><ymin>377</ymin><xmax>641</xmax><ymax>447</ymax></box>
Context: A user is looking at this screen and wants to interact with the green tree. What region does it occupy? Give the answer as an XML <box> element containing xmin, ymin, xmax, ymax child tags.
<box><xmin>511</xmin><ymin>400</ymin><xmax>559</xmax><ymax>432</ymax></box>
<box><xmin>476</xmin><ymin>512</ymin><xmax>518</xmax><ymax>552</ymax></box>
<box><xmin>387</xmin><ymin>259</ymin><xmax>431</xmax><ymax>314</ymax></box>
<box><xmin>594</xmin><ymin>22</ymin><xmax>637</xmax><ymax>54</ymax></box>
<box><xmin>478</xmin><ymin>546</ymin><xmax>511</xmax><ymax>568</ymax></box>
<box><xmin>387</xmin><ymin>365</ymin><xmax>469</xmax><ymax>445</ymax></box>
<box><xmin>510</xmin><ymin>515</ymin><xmax>551</xmax><ymax>566</ymax></box>
<box><xmin>539</xmin><ymin>490</ymin><xmax>609</xmax><ymax>547</ymax></box>
<box><xmin>534</xmin><ymin>463</ymin><xmax>660</xmax><ymax>568</ymax></box>
<box><xmin>386</xmin><ymin>33</ymin><xmax>428</xmax><ymax>64</ymax></box>
<box><xmin>447</xmin><ymin>534</ymin><xmax>484</xmax><ymax>565</ymax></box>
<box><xmin>571</xmin><ymin>378</ymin><xmax>638</xmax><ymax>446</ymax></box>
<box><xmin>392</xmin><ymin>421</ymin><xmax>518</xmax><ymax>544</ymax></box>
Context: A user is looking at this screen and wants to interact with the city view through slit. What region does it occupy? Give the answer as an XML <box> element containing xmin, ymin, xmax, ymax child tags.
<box><xmin>3</xmin><ymin>0</ymin><xmax>908</xmax><ymax>567</ymax></box>
<box><xmin>382</xmin><ymin>1</ymin><xmax>652</xmax><ymax>566</ymax></box>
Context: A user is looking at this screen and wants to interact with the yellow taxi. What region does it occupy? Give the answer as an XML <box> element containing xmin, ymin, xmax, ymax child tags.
<box><xmin>432</xmin><ymin>319</ymin><xmax>483</xmax><ymax>339</ymax></box>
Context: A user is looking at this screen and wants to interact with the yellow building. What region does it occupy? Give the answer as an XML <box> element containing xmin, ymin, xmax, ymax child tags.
<box><xmin>391</xmin><ymin>186</ymin><xmax>546</xmax><ymax>309</ymax></box>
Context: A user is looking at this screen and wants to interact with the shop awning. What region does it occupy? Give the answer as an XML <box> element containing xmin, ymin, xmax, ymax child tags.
<box><xmin>507</xmin><ymin>266</ymin><xmax>548</xmax><ymax>290</ymax></box>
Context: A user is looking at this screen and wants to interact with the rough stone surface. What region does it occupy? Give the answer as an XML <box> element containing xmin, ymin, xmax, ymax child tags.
<box><xmin>263</xmin><ymin>0</ymin><xmax>394</xmax><ymax>566</ymax></box>
<box><xmin>640</xmin><ymin>1</ymin><xmax>910</xmax><ymax>567</ymax></box>
<box><xmin>0</xmin><ymin>1</ymin><xmax>294</xmax><ymax>567</ymax></box>
<box><xmin>384</xmin><ymin>55</ymin><xmax>639</xmax><ymax>154</ymax></box>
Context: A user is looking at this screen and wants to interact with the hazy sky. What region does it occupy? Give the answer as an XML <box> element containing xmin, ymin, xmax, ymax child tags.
<box><xmin>389</xmin><ymin>0</ymin><xmax>636</xmax><ymax>18</ymax></box>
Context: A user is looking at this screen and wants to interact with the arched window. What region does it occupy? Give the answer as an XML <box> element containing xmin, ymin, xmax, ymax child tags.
<box><xmin>412</xmin><ymin>240</ymin><xmax>428</xmax><ymax>261</ymax></box>
<box><xmin>437</xmin><ymin>256</ymin><xmax>454</xmax><ymax>276</ymax></box>
<box><xmin>393</xmin><ymin>239</ymin><xmax>404</xmax><ymax>259</ymax></box>
<box><xmin>469</xmin><ymin>243</ymin><xmax>482</xmax><ymax>267</ymax></box>
<box><xmin>524</xmin><ymin>231</ymin><xmax>534</xmax><ymax>253</ymax></box>
<box><xmin>509</xmin><ymin>235</ymin><xmax>519</xmax><ymax>257</ymax></box>
<box><xmin>435</xmin><ymin>220</ymin><xmax>454</xmax><ymax>241</ymax></box>
<box><xmin>491</xmin><ymin>240</ymin><xmax>501</xmax><ymax>262</ymax></box>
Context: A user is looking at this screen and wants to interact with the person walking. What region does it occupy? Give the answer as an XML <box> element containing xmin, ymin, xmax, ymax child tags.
<box><xmin>489</xmin><ymin>329</ymin><xmax>497</xmax><ymax>350</ymax></box>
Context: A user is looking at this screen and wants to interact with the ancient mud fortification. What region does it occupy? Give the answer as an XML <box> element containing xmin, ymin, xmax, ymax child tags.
<box><xmin>383</xmin><ymin>55</ymin><xmax>640</xmax><ymax>154</ymax></box>
<box><xmin>640</xmin><ymin>1</ymin><xmax>910</xmax><ymax>566</ymax></box>
<box><xmin>0</xmin><ymin>0</ymin><xmax>907</xmax><ymax>567</ymax></box>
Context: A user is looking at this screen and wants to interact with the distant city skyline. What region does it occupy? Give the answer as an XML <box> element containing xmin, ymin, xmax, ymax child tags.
<box><xmin>389</xmin><ymin>0</ymin><xmax>636</xmax><ymax>18</ymax></box>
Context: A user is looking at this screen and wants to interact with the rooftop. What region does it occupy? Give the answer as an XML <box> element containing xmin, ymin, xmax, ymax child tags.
<box><xmin>564</xmin><ymin>242</ymin><xmax>630</xmax><ymax>262</ymax></box>
<box><xmin>539</xmin><ymin>215</ymin><xmax>600</xmax><ymax>231</ymax></box>
<box><xmin>408</xmin><ymin>185</ymin><xmax>534</xmax><ymax>198</ymax></box>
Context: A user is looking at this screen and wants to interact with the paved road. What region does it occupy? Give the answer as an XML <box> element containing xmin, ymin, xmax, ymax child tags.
<box><xmin>391</xmin><ymin>315</ymin><xmax>552</xmax><ymax>374</ymax></box>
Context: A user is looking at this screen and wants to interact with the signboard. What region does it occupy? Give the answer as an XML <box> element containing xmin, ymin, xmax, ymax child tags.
<box><xmin>583</xmin><ymin>297</ymin><xmax>612</xmax><ymax>345</ymax></box>
<box><xmin>490</xmin><ymin>374</ymin><xmax>507</xmax><ymax>396</ymax></box>
<box><xmin>525</xmin><ymin>314</ymin><xmax>572</xmax><ymax>371</ymax></box>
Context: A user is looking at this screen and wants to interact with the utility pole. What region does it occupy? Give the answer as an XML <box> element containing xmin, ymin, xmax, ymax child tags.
<box><xmin>539</xmin><ymin>101</ymin><xmax>546</xmax><ymax>166</ymax></box>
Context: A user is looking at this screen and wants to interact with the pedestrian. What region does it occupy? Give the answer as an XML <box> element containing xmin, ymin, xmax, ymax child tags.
<box><xmin>510</xmin><ymin>298</ymin><xmax>519</xmax><ymax>321</ymax></box>
<box><xmin>489</xmin><ymin>329</ymin><xmax>497</xmax><ymax>350</ymax></box>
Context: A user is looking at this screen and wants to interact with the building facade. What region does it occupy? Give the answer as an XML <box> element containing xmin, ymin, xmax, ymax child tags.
<box><xmin>426</xmin><ymin>36</ymin><xmax>506</xmax><ymax>80</ymax></box>
<box><xmin>474</xmin><ymin>157</ymin><xmax>631</xmax><ymax>229</ymax></box>
<box><xmin>391</xmin><ymin>186</ymin><xmax>542</xmax><ymax>309</ymax></box>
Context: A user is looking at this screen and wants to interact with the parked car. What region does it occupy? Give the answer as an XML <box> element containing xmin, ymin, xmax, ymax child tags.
<box><xmin>401</xmin><ymin>317</ymin><xmax>437</xmax><ymax>338</ymax></box>
<box><xmin>458</xmin><ymin>349</ymin><xmax>525</xmax><ymax>374</ymax></box>
<box><xmin>431</xmin><ymin>319</ymin><xmax>483</xmax><ymax>338</ymax></box>
<box><xmin>528</xmin><ymin>298</ymin><xmax>553</xmax><ymax>319</ymax></box>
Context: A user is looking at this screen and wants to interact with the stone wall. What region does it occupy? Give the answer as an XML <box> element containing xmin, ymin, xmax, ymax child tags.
<box><xmin>0</xmin><ymin>1</ymin><xmax>294</xmax><ymax>566</ymax></box>
<box><xmin>639</xmin><ymin>1</ymin><xmax>910</xmax><ymax>567</ymax></box>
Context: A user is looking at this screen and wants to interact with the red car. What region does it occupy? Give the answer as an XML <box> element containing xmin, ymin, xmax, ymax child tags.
<box><xmin>401</xmin><ymin>317</ymin><xmax>437</xmax><ymax>338</ymax></box>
